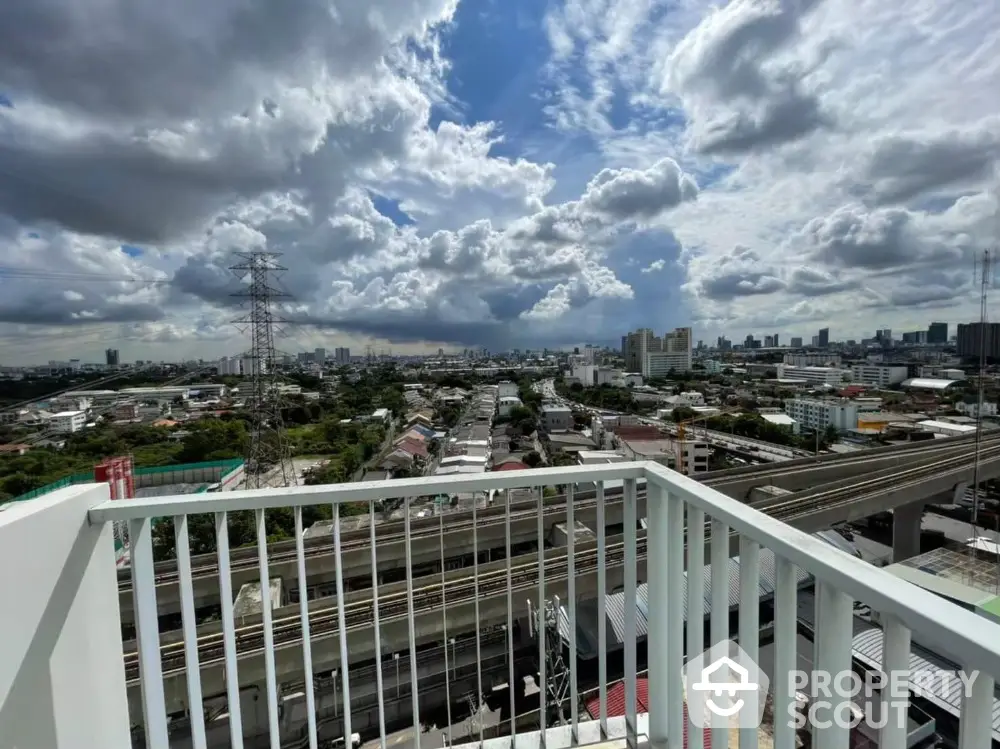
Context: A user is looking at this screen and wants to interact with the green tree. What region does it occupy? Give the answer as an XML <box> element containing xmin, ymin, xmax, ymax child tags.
<box><xmin>523</xmin><ymin>451</ymin><xmax>543</xmax><ymax>468</ymax></box>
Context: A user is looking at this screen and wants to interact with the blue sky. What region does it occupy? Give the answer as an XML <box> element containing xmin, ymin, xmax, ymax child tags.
<box><xmin>0</xmin><ymin>0</ymin><xmax>997</xmax><ymax>361</ymax></box>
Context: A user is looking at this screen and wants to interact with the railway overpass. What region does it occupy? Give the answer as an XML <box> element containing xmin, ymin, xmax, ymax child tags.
<box><xmin>128</xmin><ymin>443</ymin><xmax>995</xmax><ymax>716</ymax></box>
<box><xmin>119</xmin><ymin>433</ymin><xmax>994</xmax><ymax>624</ymax></box>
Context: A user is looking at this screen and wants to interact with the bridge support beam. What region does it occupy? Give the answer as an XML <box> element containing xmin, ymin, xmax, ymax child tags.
<box><xmin>892</xmin><ymin>501</ymin><xmax>924</xmax><ymax>563</ymax></box>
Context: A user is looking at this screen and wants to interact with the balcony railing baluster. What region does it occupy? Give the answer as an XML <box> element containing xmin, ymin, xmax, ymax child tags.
<box><xmin>130</xmin><ymin>515</ymin><xmax>169</xmax><ymax>748</ymax></box>
<box><xmin>369</xmin><ymin>499</ymin><xmax>388</xmax><ymax>749</ymax></box>
<box><xmin>473</xmin><ymin>489</ymin><xmax>484</xmax><ymax>748</ymax></box>
<box><xmin>255</xmin><ymin>508</ymin><xmax>281</xmax><ymax>749</ymax></box>
<box><xmin>536</xmin><ymin>484</ymin><xmax>547</xmax><ymax>746</ymax></box>
<box><xmin>773</xmin><ymin>556</ymin><xmax>798</xmax><ymax>749</ymax></box>
<box><xmin>622</xmin><ymin>477</ymin><xmax>639</xmax><ymax>749</ymax></box>
<box><xmin>215</xmin><ymin>510</ymin><xmax>244</xmax><ymax>749</ymax></box>
<box><xmin>293</xmin><ymin>505</ymin><xmax>318</xmax><ymax>749</ymax></box>
<box><xmin>667</xmin><ymin>490</ymin><xmax>685</xmax><ymax>749</ymax></box>
<box><xmin>686</xmin><ymin>505</ymin><xmax>706</xmax><ymax>749</ymax></box>
<box><xmin>738</xmin><ymin>536</ymin><xmax>761</xmax><ymax>749</ymax></box>
<box><xmin>332</xmin><ymin>502</ymin><xmax>352</xmax><ymax>743</ymax></box>
<box><xmin>174</xmin><ymin>513</ymin><xmax>206</xmax><ymax>749</ymax></box>
<box><xmin>959</xmin><ymin>669</ymin><xmax>995</xmax><ymax>749</ymax></box>
<box><xmin>878</xmin><ymin>615</ymin><xmax>910</xmax><ymax>749</ymax></box>
<box><xmin>596</xmin><ymin>480</ymin><xmax>609</xmax><ymax>739</ymax></box>
<box><xmin>404</xmin><ymin>497</ymin><xmax>421</xmax><ymax>749</ymax></box>
<box><xmin>566</xmin><ymin>482</ymin><xmax>578</xmax><ymax>744</ymax></box>
<box><xmin>812</xmin><ymin>582</ymin><xmax>853</xmax><ymax>749</ymax></box>
<box><xmin>440</xmin><ymin>499</ymin><xmax>453</xmax><ymax>747</ymax></box>
<box><xmin>709</xmin><ymin>518</ymin><xmax>730</xmax><ymax>749</ymax></box>
<box><xmin>505</xmin><ymin>481</ymin><xmax>516</xmax><ymax>746</ymax></box>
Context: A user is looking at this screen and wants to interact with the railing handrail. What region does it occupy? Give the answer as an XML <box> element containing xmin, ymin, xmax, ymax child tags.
<box><xmin>641</xmin><ymin>461</ymin><xmax>1000</xmax><ymax>679</ymax></box>
<box><xmin>86</xmin><ymin>458</ymin><xmax>1000</xmax><ymax>681</ymax></box>
<box><xmin>86</xmin><ymin>462</ymin><xmax>649</xmax><ymax>522</ymax></box>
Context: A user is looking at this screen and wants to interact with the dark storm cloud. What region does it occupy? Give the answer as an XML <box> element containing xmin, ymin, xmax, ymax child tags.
<box><xmin>698</xmin><ymin>247</ymin><xmax>785</xmax><ymax>301</ymax></box>
<box><xmin>673</xmin><ymin>0</ymin><xmax>834</xmax><ymax>154</ymax></box>
<box><xmin>0</xmin><ymin>0</ymin><xmax>454</xmax><ymax>121</ymax></box>
<box><xmin>859</xmin><ymin>120</ymin><xmax>1000</xmax><ymax>205</ymax></box>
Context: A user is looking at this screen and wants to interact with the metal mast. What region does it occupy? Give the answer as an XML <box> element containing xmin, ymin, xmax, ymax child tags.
<box><xmin>230</xmin><ymin>251</ymin><xmax>296</xmax><ymax>489</ymax></box>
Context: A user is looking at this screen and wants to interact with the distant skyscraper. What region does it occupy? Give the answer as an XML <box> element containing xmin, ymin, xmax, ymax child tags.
<box><xmin>105</xmin><ymin>348</ymin><xmax>120</xmax><ymax>367</ymax></box>
<box><xmin>314</xmin><ymin>348</ymin><xmax>326</xmax><ymax>363</ymax></box>
<box><xmin>818</xmin><ymin>328</ymin><xmax>829</xmax><ymax>348</ymax></box>
<box><xmin>928</xmin><ymin>322</ymin><xmax>948</xmax><ymax>344</ymax></box>
<box><xmin>773</xmin><ymin>333</ymin><xmax>779</xmax><ymax>347</ymax></box>
<box><xmin>790</xmin><ymin>337</ymin><xmax>803</xmax><ymax>348</ymax></box>
<box><xmin>334</xmin><ymin>347</ymin><xmax>351</xmax><ymax>365</ymax></box>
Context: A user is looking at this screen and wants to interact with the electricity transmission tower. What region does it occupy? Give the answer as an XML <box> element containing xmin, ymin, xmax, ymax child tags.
<box><xmin>230</xmin><ymin>251</ymin><xmax>296</xmax><ymax>489</ymax></box>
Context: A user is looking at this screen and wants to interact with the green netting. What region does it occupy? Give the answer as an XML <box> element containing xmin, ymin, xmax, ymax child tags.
<box><xmin>9</xmin><ymin>458</ymin><xmax>244</xmax><ymax>502</ymax></box>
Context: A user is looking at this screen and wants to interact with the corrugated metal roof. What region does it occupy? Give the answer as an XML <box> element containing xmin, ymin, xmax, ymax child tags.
<box><xmin>851</xmin><ymin>626</ymin><xmax>1000</xmax><ymax>742</ymax></box>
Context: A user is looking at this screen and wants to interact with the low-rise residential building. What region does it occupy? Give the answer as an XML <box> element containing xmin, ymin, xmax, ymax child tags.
<box><xmin>761</xmin><ymin>413</ymin><xmax>799</xmax><ymax>435</ymax></box>
<box><xmin>775</xmin><ymin>365</ymin><xmax>850</xmax><ymax>386</ymax></box>
<box><xmin>784</xmin><ymin>398</ymin><xmax>860</xmax><ymax>433</ymax></box>
<box><xmin>497</xmin><ymin>396</ymin><xmax>522</xmax><ymax>418</ymax></box>
<box><xmin>497</xmin><ymin>380</ymin><xmax>519</xmax><ymax>399</ymax></box>
<box><xmin>956</xmin><ymin>401</ymin><xmax>999</xmax><ymax>418</ymax></box>
<box><xmin>541</xmin><ymin>404</ymin><xmax>573</xmax><ymax>432</ymax></box>
<box><xmin>851</xmin><ymin>365</ymin><xmax>908</xmax><ymax>387</ymax></box>
<box><xmin>49</xmin><ymin>410</ymin><xmax>86</xmax><ymax>434</ymax></box>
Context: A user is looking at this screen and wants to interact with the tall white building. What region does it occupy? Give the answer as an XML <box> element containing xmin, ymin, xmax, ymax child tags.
<box><xmin>784</xmin><ymin>398</ymin><xmax>859</xmax><ymax>433</ymax></box>
<box><xmin>639</xmin><ymin>326</ymin><xmax>692</xmax><ymax>377</ymax></box>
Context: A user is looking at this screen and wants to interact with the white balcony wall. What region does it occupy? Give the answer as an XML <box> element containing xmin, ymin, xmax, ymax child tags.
<box><xmin>0</xmin><ymin>483</ymin><xmax>130</xmax><ymax>748</ymax></box>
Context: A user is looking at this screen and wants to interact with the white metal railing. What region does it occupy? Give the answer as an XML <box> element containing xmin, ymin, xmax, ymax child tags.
<box><xmin>2</xmin><ymin>462</ymin><xmax>1000</xmax><ymax>749</ymax></box>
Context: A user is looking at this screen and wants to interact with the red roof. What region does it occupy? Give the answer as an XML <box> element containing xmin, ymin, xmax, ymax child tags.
<box><xmin>394</xmin><ymin>437</ymin><xmax>429</xmax><ymax>458</ymax></box>
<box><xmin>584</xmin><ymin>679</ymin><xmax>711</xmax><ymax>749</ymax></box>
<box><xmin>492</xmin><ymin>461</ymin><xmax>530</xmax><ymax>471</ymax></box>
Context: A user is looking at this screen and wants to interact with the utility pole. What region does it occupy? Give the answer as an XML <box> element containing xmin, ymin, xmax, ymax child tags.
<box><xmin>230</xmin><ymin>251</ymin><xmax>296</xmax><ymax>489</ymax></box>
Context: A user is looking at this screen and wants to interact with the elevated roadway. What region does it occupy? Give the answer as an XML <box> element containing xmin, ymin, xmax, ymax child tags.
<box><xmin>129</xmin><ymin>443</ymin><xmax>999</xmax><ymax>715</ymax></box>
<box><xmin>119</xmin><ymin>433</ymin><xmax>994</xmax><ymax>623</ymax></box>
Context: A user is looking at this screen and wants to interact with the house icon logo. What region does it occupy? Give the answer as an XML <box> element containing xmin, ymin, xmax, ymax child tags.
<box><xmin>683</xmin><ymin>641</ymin><xmax>768</xmax><ymax>729</ymax></box>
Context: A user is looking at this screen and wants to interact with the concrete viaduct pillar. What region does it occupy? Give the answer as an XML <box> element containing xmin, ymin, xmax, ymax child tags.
<box><xmin>892</xmin><ymin>501</ymin><xmax>925</xmax><ymax>563</ymax></box>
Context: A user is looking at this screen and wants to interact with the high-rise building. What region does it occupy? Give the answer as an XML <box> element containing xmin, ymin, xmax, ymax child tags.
<box><xmin>764</xmin><ymin>335</ymin><xmax>774</xmax><ymax>348</ymax></box>
<box><xmin>957</xmin><ymin>322</ymin><xmax>1000</xmax><ymax>360</ymax></box>
<box><xmin>105</xmin><ymin>348</ymin><xmax>120</xmax><ymax>367</ymax></box>
<box><xmin>928</xmin><ymin>322</ymin><xmax>948</xmax><ymax>344</ymax></box>
<box><xmin>334</xmin><ymin>347</ymin><xmax>351</xmax><ymax>365</ymax></box>
<box><xmin>790</xmin><ymin>337</ymin><xmax>803</xmax><ymax>348</ymax></box>
<box><xmin>314</xmin><ymin>348</ymin><xmax>326</xmax><ymax>364</ymax></box>
<box><xmin>773</xmin><ymin>333</ymin><xmax>779</xmax><ymax>347</ymax></box>
<box><xmin>622</xmin><ymin>328</ymin><xmax>661</xmax><ymax>372</ymax></box>
<box><xmin>818</xmin><ymin>328</ymin><xmax>829</xmax><ymax>348</ymax></box>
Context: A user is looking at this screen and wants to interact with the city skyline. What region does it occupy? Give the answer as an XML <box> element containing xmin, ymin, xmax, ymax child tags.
<box><xmin>0</xmin><ymin>1</ymin><xmax>996</xmax><ymax>361</ymax></box>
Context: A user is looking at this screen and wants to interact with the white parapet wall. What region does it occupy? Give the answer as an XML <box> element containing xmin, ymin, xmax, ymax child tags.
<box><xmin>0</xmin><ymin>483</ymin><xmax>131</xmax><ymax>748</ymax></box>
